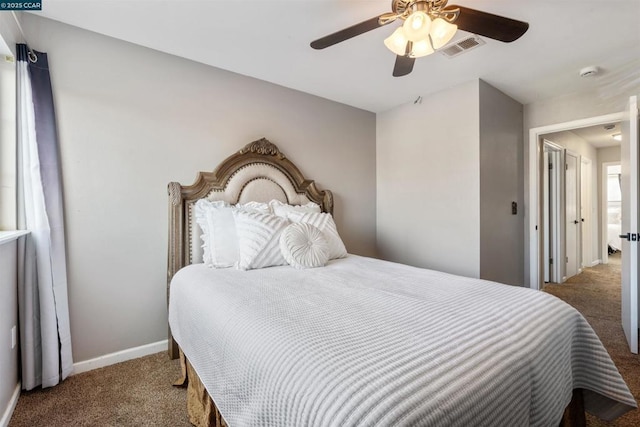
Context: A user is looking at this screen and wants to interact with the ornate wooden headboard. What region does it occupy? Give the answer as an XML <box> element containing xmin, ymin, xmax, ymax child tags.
<box><xmin>167</xmin><ymin>138</ymin><xmax>333</xmax><ymax>357</ymax></box>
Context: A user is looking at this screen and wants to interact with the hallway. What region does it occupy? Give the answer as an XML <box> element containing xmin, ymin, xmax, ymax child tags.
<box><xmin>544</xmin><ymin>253</ymin><xmax>639</xmax><ymax>426</ymax></box>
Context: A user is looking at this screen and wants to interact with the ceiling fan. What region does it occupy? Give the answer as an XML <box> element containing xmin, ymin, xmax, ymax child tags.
<box><xmin>310</xmin><ymin>0</ymin><xmax>529</xmax><ymax>77</ymax></box>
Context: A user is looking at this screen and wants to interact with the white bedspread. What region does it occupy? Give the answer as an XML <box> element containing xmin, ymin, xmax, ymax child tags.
<box><xmin>169</xmin><ymin>255</ymin><xmax>636</xmax><ymax>427</ymax></box>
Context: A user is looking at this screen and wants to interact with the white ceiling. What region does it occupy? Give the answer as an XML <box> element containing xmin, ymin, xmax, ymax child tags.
<box><xmin>568</xmin><ymin>122</ymin><xmax>622</xmax><ymax>149</ymax></box>
<box><xmin>29</xmin><ymin>0</ymin><xmax>640</xmax><ymax>113</ymax></box>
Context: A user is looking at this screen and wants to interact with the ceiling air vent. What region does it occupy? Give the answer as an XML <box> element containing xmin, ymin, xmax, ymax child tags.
<box><xmin>439</xmin><ymin>36</ymin><xmax>486</xmax><ymax>58</ymax></box>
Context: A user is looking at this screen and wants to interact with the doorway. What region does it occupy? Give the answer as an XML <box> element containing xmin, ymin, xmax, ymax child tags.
<box><xmin>539</xmin><ymin>137</ymin><xmax>595</xmax><ymax>284</ymax></box>
<box><xmin>528</xmin><ymin>111</ymin><xmax>626</xmax><ymax>289</ymax></box>
<box><xmin>528</xmin><ymin>98</ymin><xmax>638</xmax><ymax>354</ymax></box>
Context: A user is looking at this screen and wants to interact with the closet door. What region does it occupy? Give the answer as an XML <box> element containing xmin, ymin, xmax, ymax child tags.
<box><xmin>565</xmin><ymin>151</ymin><xmax>580</xmax><ymax>279</ymax></box>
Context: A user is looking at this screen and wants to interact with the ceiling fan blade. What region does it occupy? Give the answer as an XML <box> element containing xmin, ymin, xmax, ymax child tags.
<box><xmin>393</xmin><ymin>55</ymin><xmax>415</xmax><ymax>77</ymax></box>
<box><xmin>450</xmin><ymin>5</ymin><xmax>529</xmax><ymax>42</ymax></box>
<box><xmin>311</xmin><ymin>15</ymin><xmax>393</xmax><ymax>50</ymax></box>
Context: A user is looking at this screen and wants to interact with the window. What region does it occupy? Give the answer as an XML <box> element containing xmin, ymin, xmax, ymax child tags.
<box><xmin>0</xmin><ymin>53</ymin><xmax>16</xmax><ymax>230</ymax></box>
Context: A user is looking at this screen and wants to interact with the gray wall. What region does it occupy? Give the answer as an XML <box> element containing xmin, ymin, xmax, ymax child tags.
<box><xmin>479</xmin><ymin>81</ymin><xmax>524</xmax><ymax>285</ymax></box>
<box><xmin>376</xmin><ymin>80</ymin><xmax>481</xmax><ymax>278</ymax></box>
<box><xmin>377</xmin><ymin>79</ymin><xmax>524</xmax><ymax>285</ymax></box>
<box><xmin>21</xmin><ymin>14</ymin><xmax>377</xmax><ymax>363</ymax></box>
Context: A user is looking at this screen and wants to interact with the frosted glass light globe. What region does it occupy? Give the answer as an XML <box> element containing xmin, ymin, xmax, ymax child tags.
<box><xmin>384</xmin><ymin>27</ymin><xmax>409</xmax><ymax>55</ymax></box>
<box><xmin>403</xmin><ymin>11</ymin><xmax>431</xmax><ymax>42</ymax></box>
<box><xmin>410</xmin><ymin>39</ymin><xmax>434</xmax><ymax>58</ymax></box>
<box><xmin>430</xmin><ymin>18</ymin><xmax>457</xmax><ymax>49</ymax></box>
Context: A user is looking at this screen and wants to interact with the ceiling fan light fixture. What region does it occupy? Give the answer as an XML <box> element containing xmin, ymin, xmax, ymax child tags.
<box><xmin>310</xmin><ymin>0</ymin><xmax>530</xmax><ymax>77</ymax></box>
<box><xmin>409</xmin><ymin>39</ymin><xmax>434</xmax><ymax>58</ymax></box>
<box><xmin>384</xmin><ymin>27</ymin><xmax>409</xmax><ymax>56</ymax></box>
<box><xmin>430</xmin><ymin>18</ymin><xmax>457</xmax><ymax>49</ymax></box>
<box><xmin>403</xmin><ymin>11</ymin><xmax>432</xmax><ymax>42</ymax></box>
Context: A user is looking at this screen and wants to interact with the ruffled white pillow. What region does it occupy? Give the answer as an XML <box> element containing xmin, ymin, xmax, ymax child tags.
<box><xmin>286</xmin><ymin>211</ymin><xmax>347</xmax><ymax>260</ymax></box>
<box><xmin>194</xmin><ymin>199</ymin><xmax>238</xmax><ymax>268</ymax></box>
<box><xmin>195</xmin><ymin>200</ymin><xmax>274</xmax><ymax>268</ymax></box>
<box><xmin>280</xmin><ymin>223</ymin><xmax>329</xmax><ymax>269</ymax></box>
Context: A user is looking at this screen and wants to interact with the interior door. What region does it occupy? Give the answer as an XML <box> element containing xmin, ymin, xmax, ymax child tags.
<box><xmin>621</xmin><ymin>95</ymin><xmax>639</xmax><ymax>354</ymax></box>
<box><xmin>543</xmin><ymin>151</ymin><xmax>550</xmax><ymax>282</ymax></box>
<box><xmin>565</xmin><ymin>152</ymin><xmax>580</xmax><ymax>279</ymax></box>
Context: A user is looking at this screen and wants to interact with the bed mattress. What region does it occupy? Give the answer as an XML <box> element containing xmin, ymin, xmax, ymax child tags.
<box><xmin>169</xmin><ymin>255</ymin><xmax>636</xmax><ymax>426</ymax></box>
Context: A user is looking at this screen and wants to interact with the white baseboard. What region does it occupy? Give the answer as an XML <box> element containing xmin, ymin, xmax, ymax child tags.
<box><xmin>591</xmin><ymin>259</ymin><xmax>601</xmax><ymax>267</ymax></box>
<box><xmin>0</xmin><ymin>382</ymin><xmax>20</xmax><ymax>427</ymax></box>
<box><xmin>72</xmin><ymin>340</ymin><xmax>168</xmax><ymax>375</ymax></box>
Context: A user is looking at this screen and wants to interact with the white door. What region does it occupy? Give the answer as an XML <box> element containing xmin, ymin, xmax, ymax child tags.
<box><xmin>565</xmin><ymin>152</ymin><xmax>580</xmax><ymax>279</ymax></box>
<box><xmin>621</xmin><ymin>95</ymin><xmax>639</xmax><ymax>354</ymax></box>
<box><xmin>543</xmin><ymin>151</ymin><xmax>550</xmax><ymax>282</ymax></box>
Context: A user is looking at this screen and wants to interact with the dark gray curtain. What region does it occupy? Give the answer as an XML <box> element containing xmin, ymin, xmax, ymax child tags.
<box><xmin>16</xmin><ymin>44</ymin><xmax>73</xmax><ymax>390</ymax></box>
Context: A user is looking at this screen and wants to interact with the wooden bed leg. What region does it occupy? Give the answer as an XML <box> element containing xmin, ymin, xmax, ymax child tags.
<box><xmin>559</xmin><ymin>389</ymin><xmax>586</xmax><ymax>427</ymax></box>
<box><xmin>173</xmin><ymin>348</ymin><xmax>188</xmax><ymax>387</ymax></box>
<box><xmin>169</xmin><ymin>327</ymin><xmax>180</xmax><ymax>359</ymax></box>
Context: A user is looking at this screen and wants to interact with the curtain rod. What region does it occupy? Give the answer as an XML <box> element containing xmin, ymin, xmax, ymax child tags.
<box><xmin>10</xmin><ymin>11</ymin><xmax>37</xmax><ymax>62</ymax></box>
<box><xmin>10</xmin><ymin>11</ymin><xmax>28</xmax><ymax>43</ymax></box>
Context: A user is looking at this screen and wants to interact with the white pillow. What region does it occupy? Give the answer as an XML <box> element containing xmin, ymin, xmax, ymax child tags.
<box><xmin>279</xmin><ymin>223</ymin><xmax>329</xmax><ymax>269</ymax></box>
<box><xmin>194</xmin><ymin>199</ymin><xmax>238</xmax><ymax>268</ymax></box>
<box><xmin>285</xmin><ymin>211</ymin><xmax>347</xmax><ymax>260</ymax></box>
<box><xmin>236</xmin><ymin>201</ymin><xmax>271</xmax><ymax>214</ymax></box>
<box><xmin>269</xmin><ymin>199</ymin><xmax>321</xmax><ymax>218</ymax></box>
<box><xmin>233</xmin><ymin>211</ymin><xmax>290</xmax><ymax>270</ymax></box>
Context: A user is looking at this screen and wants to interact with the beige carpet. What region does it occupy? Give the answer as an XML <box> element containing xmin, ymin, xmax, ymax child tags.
<box><xmin>9</xmin><ymin>255</ymin><xmax>639</xmax><ymax>426</ymax></box>
<box><xmin>544</xmin><ymin>252</ymin><xmax>640</xmax><ymax>426</ymax></box>
<box><xmin>9</xmin><ymin>351</ymin><xmax>190</xmax><ymax>426</ymax></box>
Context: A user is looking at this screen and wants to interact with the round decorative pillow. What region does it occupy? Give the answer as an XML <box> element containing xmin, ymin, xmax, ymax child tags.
<box><xmin>279</xmin><ymin>222</ymin><xmax>330</xmax><ymax>269</ymax></box>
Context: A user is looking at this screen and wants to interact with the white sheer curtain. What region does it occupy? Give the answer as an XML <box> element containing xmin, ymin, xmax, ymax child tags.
<box><xmin>16</xmin><ymin>43</ymin><xmax>73</xmax><ymax>389</ymax></box>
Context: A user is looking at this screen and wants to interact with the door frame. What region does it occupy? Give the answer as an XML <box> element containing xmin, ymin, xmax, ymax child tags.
<box><xmin>543</xmin><ymin>140</ymin><xmax>564</xmax><ymax>283</ymax></box>
<box><xmin>527</xmin><ymin>112</ymin><xmax>625</xmax><ymax>289</ymax></box>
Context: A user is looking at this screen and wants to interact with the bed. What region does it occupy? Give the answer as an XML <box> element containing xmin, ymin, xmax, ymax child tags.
<box><xmin>167</xmin><ymin>138</ymin><xmax>636</xmax><ymax>427</ymax></box>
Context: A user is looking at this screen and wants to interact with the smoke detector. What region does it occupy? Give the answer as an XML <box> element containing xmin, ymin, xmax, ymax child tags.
<box><xmin>579</xmin><ymin>66</ymin><xmax>599</xmax><ymax>77</ymax></box>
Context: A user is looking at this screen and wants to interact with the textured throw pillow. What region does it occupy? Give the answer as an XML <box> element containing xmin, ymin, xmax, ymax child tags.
<box><xmin>236</xmin><ymin>201</ymin><xmax>271</xmax><ymax>214</ymax></box>
<box><xmin>194</xmin><ymin>199</ymin><xmax>238</xmax><ymax>268</ymax></box>
<box><xmin>279</xmin><ymin>223</ymin><xmax>329</xmax><ymax>269</ymax></box>
<box><xmin>233</xmin><ymin>211</ymin><xmax>290</xmax><ymax>270</ymax></box>
<box><xmin>286</xmin><ymin>211</ymin><xmax>347</xmax><ymax>260</ymax></box>
<box><xmin>269</xmin><ymin>199</ymin><xmax>321</xmax><ymax>218</ymax></box>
